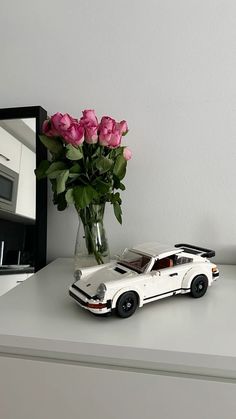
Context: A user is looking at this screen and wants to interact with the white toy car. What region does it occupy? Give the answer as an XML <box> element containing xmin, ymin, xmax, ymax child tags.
<box><xmin>69</xmin><ymin>243</ymin><xmax>219</xmax><ymax>318</ymax></box>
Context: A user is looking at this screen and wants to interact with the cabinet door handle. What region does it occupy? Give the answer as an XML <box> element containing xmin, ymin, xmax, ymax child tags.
<box><xmin>169</xmin><ymin>273</ymin><xmax>178</xmax><ymax>277</ymax></box>
<box><xmin>0</xmin><ymin>153</ymin><xmax>10</xmax><ymax>162</ymax></box>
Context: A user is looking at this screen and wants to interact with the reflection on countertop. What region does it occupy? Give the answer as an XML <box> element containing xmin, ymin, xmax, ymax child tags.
<box><xmin>0</xmin><ymin>265</ymin><xmax>35</xmax><ymax>275</ymax></box>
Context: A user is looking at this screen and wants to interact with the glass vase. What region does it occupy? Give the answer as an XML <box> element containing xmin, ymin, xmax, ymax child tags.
<box><xmin>74</xmin><ymin>204</ymin><xmax>110</xmax><ymax>270</ymax></box>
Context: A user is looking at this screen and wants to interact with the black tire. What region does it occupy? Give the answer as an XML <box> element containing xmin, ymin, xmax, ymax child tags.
<box><xmin>190</xmin><ymin>275</ymin><xmax>208</xmax><ymax>298</ymax></box>
<box><xmin>116</xmin><ymin>292</ymin><xmax>138</xmax><ymax>318</ymax></box>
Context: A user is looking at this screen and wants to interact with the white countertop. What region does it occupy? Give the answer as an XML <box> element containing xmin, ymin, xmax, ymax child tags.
<box><xmin>0</xmin><ymin>258</ymin><xmax>236</xmax><ymax>379</ymax></box>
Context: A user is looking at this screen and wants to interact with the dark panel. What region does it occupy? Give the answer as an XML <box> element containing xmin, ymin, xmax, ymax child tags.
<box><xmin>0</xmin><ymin>106</ymin><xmax>47</xmax><ymax>271</ymax></box>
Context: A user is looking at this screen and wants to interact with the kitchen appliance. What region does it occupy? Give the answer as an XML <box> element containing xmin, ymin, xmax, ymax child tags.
<box><xmin>0</xmin><ymin>240</ymin><xmax>31</xmax><ymax>271</ymax></box>
<box><xmin>0</xmin><ymin>162</ymin><xmax>18</xmax><ymax>214</ymax></box>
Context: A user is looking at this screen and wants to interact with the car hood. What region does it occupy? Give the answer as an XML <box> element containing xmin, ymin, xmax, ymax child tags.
<box><xmin>76</xmin><ymin>264</ymin><xmax>138</xmax><ymax>296</ymax></box>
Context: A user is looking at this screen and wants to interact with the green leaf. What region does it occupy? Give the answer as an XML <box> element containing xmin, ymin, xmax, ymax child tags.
<box><xmin>56</xmin><ymin>170</ymin><xmax>69</xmax><ymax>194</ymax></box>
<box><xmin>47</xmin><ymin>170</ymin><xmax>64</xmax><ymax>179</ymax></box>
<box><xmin>92</xmin><ymin>178</ymin><xmax>111</xmax><ymax>195</ymax></box>
<box><xmin>39</xmin><ymin>135</ymin><xmax>63</xmax><ymax>154</ymax></box>
<box><xmin>35</xmin><ymin>160</ymin><xmax>50</xmax><ymax>180</ymax></box>
<box><xmin>122</xmin><ymin>130</ymin><xmax>128</xmax><ymax>136</ymax></box>
<box><xmin>113</xmin><ymin>155</ymin><xmax>127</xmax><ymax>180</ymax></box>
<box><xmin>108</xmin><ymin>147</ymin><xmax>124</xmax><ymax>159</ymax></box>
<box><xmin>57</xmin><ymin>193</ymin><xmax>67</xmax><ymax>211</ymax></box>
<box><xmin>73</xmin><ymin>185</ymin><xmax>98</xmax><ymax>209</ymax></box>
<box><xmin>113</xmin><ymin>202</ymin><xmax>122</xmax><ymax>224</ymax></box>
<box><xmin>95</xmin><ymin>156</ymin><xmax>113</xmax><ymax>174</ymax></box>
<box><xmin>69</xmin><ymin>163</ymin><xmax>81</xmax><ymax>173</ymax></box>
<box><xmin>113</xmin><ymin>175</ymin><xmax>126</xmax><ymax>190</ymax></box>
<box><xmin>46</xmin><ymin>161</ymin><xmax>67</xmax><ymax>175</ymax></box>
<box><xmin>66</xmin><ymin>144</ymin><xmax>83</xmax><ymax>161</ymax></box>
<box><xmin>91</xmin><ymin>147</ymin><xmax>102</xmax><ymax>158</ymax></box>
<box><xmin>68</xmin><ymin>173</ymin><xmax>80</xmax><ymax>180</ymax></box>
<box><xmin>49</xmin><ymin>179</ymin><xmax>57</xmax><ymax>198</ymax></box>
<box><xmin>65</xmin><ymin>188</ymin><xmax>74</xmax><ymax>205</ymax></box>
<box><xmin>110</xmin><ymin>192</ymin><xmax>122</xmax><ymax>205</ymax></box>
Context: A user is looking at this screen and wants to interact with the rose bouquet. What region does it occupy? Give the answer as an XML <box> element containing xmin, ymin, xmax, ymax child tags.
<box><xmin>35</xmin><ymin>110</ymin><xmax>131</xmax><ymax>266</ymax></box>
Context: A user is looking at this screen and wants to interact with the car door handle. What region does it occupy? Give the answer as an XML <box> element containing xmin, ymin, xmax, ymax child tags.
<box><xmin>169</xmin><ymin>273</ymin><xmax>178</xmax><ymax>277</ymax></box>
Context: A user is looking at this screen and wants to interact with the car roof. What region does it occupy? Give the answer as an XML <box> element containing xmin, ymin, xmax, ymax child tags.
<box><xmin>130</xmin><ymin>243</ymin><xmax>183</xmax><ymax>259</ymax></box>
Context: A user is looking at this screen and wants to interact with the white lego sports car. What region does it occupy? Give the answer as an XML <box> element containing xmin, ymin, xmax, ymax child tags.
<box><xmin>69</xmin><ymin>243</ymin><xmax>219</xmax><ymax>318</ymax></box>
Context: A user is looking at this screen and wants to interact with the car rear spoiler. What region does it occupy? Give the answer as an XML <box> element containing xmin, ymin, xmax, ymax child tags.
<box><xmin>175</xmin><ymin>243</ymin><xmax>215</xmax><ymax>258</ymax></box>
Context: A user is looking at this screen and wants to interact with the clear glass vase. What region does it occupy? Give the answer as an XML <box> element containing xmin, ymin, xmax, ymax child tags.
<box><xmin>74</xmin><ymin>204</ymin><xmax>110</xmax><ymax>270</ymax></box>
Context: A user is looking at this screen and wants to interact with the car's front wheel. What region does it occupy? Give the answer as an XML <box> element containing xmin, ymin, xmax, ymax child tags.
<box><xmin>116</xmin><ymin>292</ymin><xmax>138</xmax><ymax>318</ymax></box>
<box><xmin>190</xmin><ymin>275</ymin><xmax>208</xmax><ymax>298</ymax></box>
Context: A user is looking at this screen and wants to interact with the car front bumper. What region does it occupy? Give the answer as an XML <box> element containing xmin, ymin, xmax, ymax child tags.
<box><xmin>212</xmin><ymin>270</ymin><xmax>219</xmax><ymax>280</ymax></box>
<box><xmin>69</xmin><ymin>283</ymin><xmax>111</xmax><ymax>314</ymax></box>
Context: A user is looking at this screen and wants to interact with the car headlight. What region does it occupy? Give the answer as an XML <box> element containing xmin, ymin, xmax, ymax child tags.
<box><xmin>96</xmin><ymin>283</ymin><xmax>106</xmax><ymax>300</ymax></box>
<box><xmin>74</xmin><ymin>269</ymin><xmax>82</xmax><ymax>282</ymax></box>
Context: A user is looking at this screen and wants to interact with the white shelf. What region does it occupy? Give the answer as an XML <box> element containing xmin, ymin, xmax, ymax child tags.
<box><xmin>0</xmin><ymin>259</ymin><xmax>235</xmax><ymax>380</ymax></box>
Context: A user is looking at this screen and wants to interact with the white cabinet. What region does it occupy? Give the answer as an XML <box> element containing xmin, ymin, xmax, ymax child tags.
<box><xmin>16</xmin><ymin>144</ymin><xmax>36</xmax><ymax>220</ymax></box>
<box><xmin>0</xmin><ymin>127</ymin><xmax>21</xmax><ymax>173</ymax></box>
<box><xmin>0</xmin><ymin>126</ymin><xmax>36</xmax><ymax>220</ymax></box>
<box><xmin>0</xmin><ymin>273</ymin><xmax>33</xmax><ymax>297</ymax></box>
<box><xmin>1</xmin><ymin>356</ymin><xmax>236</xmax><ymax>419</ymax></box>
<box><xmin>1</xmin><ymin>262</ymin><xmax>236</xmax><ymax>419</ymax></box>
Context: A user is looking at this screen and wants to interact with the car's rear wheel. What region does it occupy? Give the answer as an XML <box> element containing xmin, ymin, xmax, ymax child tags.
<box><xmin>116</xmin><ymin>292</ymin><xmax>138</xmax><ymax>318</ymax></box>
<box><xmin>190</xmin><ymin>275</ymin><xmax>208</xmax><ymax>298</ymax></box>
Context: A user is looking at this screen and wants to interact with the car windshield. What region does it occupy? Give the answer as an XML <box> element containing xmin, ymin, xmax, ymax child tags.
<box><xmin>118</xmin><ymin>250</ymin><xmax>151</xmax><ymax>273</ymax></box>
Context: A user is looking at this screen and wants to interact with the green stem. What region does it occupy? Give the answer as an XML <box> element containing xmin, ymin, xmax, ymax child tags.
<box><xmin>85</xmin><ymin>224</ymin><xmax>104</xmax><ymax>264</ymax></box>
<box><xmin>79</xmin><ymin>204</ymin><xmax>106</xmax><ymax>265</ymax></box>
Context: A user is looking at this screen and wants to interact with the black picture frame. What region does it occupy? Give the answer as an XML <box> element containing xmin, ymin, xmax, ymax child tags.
<box><xmin>0</xmin><ymin>106</ymin><xmax>47</xmax><ymax>271</ymax></box>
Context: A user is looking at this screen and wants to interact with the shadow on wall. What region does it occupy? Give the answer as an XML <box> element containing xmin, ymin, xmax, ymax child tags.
<box><xmin>213</xmin><ymin>245</ymin><xmax>236</xmax><ymax>265</ymax></box>
<box><xmin>47</xmin><ymin>201</ymin><xmax>78</xmax><ymax>263</ymax></box>
<box><xmin>194</xmin><ymin>215</ymin><xmax>236</xmax><ymax>264</ymax></box>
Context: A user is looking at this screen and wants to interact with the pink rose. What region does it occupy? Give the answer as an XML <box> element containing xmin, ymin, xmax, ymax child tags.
<box><xmin>99</xmin><ymin>130</ymin><xmax>112</xmax><ymax>146</ymax></box>
<box><xmin>80</xmin><ymin>109</ymin><xmax>98</xmax><ymax>144</ymax></box>
<box><xmin>109</xmin><ymin>131</ymin><xmax>122</xmax><ymax>148</ymax></box>
<box><xmin>80</xmin><ymin>109</ymin><xmax>98</xmax><ymax>126</ymax></box>
<box><xmin>42</xmin><ymin>119</ymin><xmax>55</xmax><ymax>137</ymax></box>
<box><xmin>59</xmin><ymin>113</ymin><xmax>78</xmax><ymax>132</ymax></box>
<box><xmin>98</xmin><ymin>116</ymin><xmax>128</xmax><ymax>148</ymax></box>
<box><xmin>47</xmin><ymin>112</ymin><xmax>78</xmax><ymax>137</ymax></box>
<box><xmin>100</xmin><ymin>116</ymin><xmax>115</xmax><ymax>132</ymax></box>
<box><xmin>42</xmin><ymin>113</ymin><xmax>64</xmax><ymax>136</ymax></box>
<box><xmin>50</xmin><ymin>112</ymin><xmax>64</xmax><ymax>135</ymax></box>
<box><xmin>108</xmin><ymin>120</ymin><xmax>128</xmax><ymax>147</ymax></box>
<box><xmin>123</xmin><ymin>147</ymin><xmax>132</xmax><ymax>160</ymax></box>
<box><xmin>98</xmin><ymin>116</ymin><xmax>116</xmax><ymax>146</ymax></box>
<box><xmin>117</xmin><ymin>120</ymin><xmax>128</xmax><ymax>135</ymax></box>
<box><xmin>62</xmin><ymin>122</ymin><xmax>84</xmax><ymax>146</ymax></box>
<box><xmin>85</xmin><ymin>125</ymin><xmax>98</xmax><ymax>144</ymax></box>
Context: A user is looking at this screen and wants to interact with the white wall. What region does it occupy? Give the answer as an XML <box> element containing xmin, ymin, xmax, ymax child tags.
<box><xmin>1</xmin><ymin>0</ymin><xmax>236</xmax><ymax>263</ymax></box>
